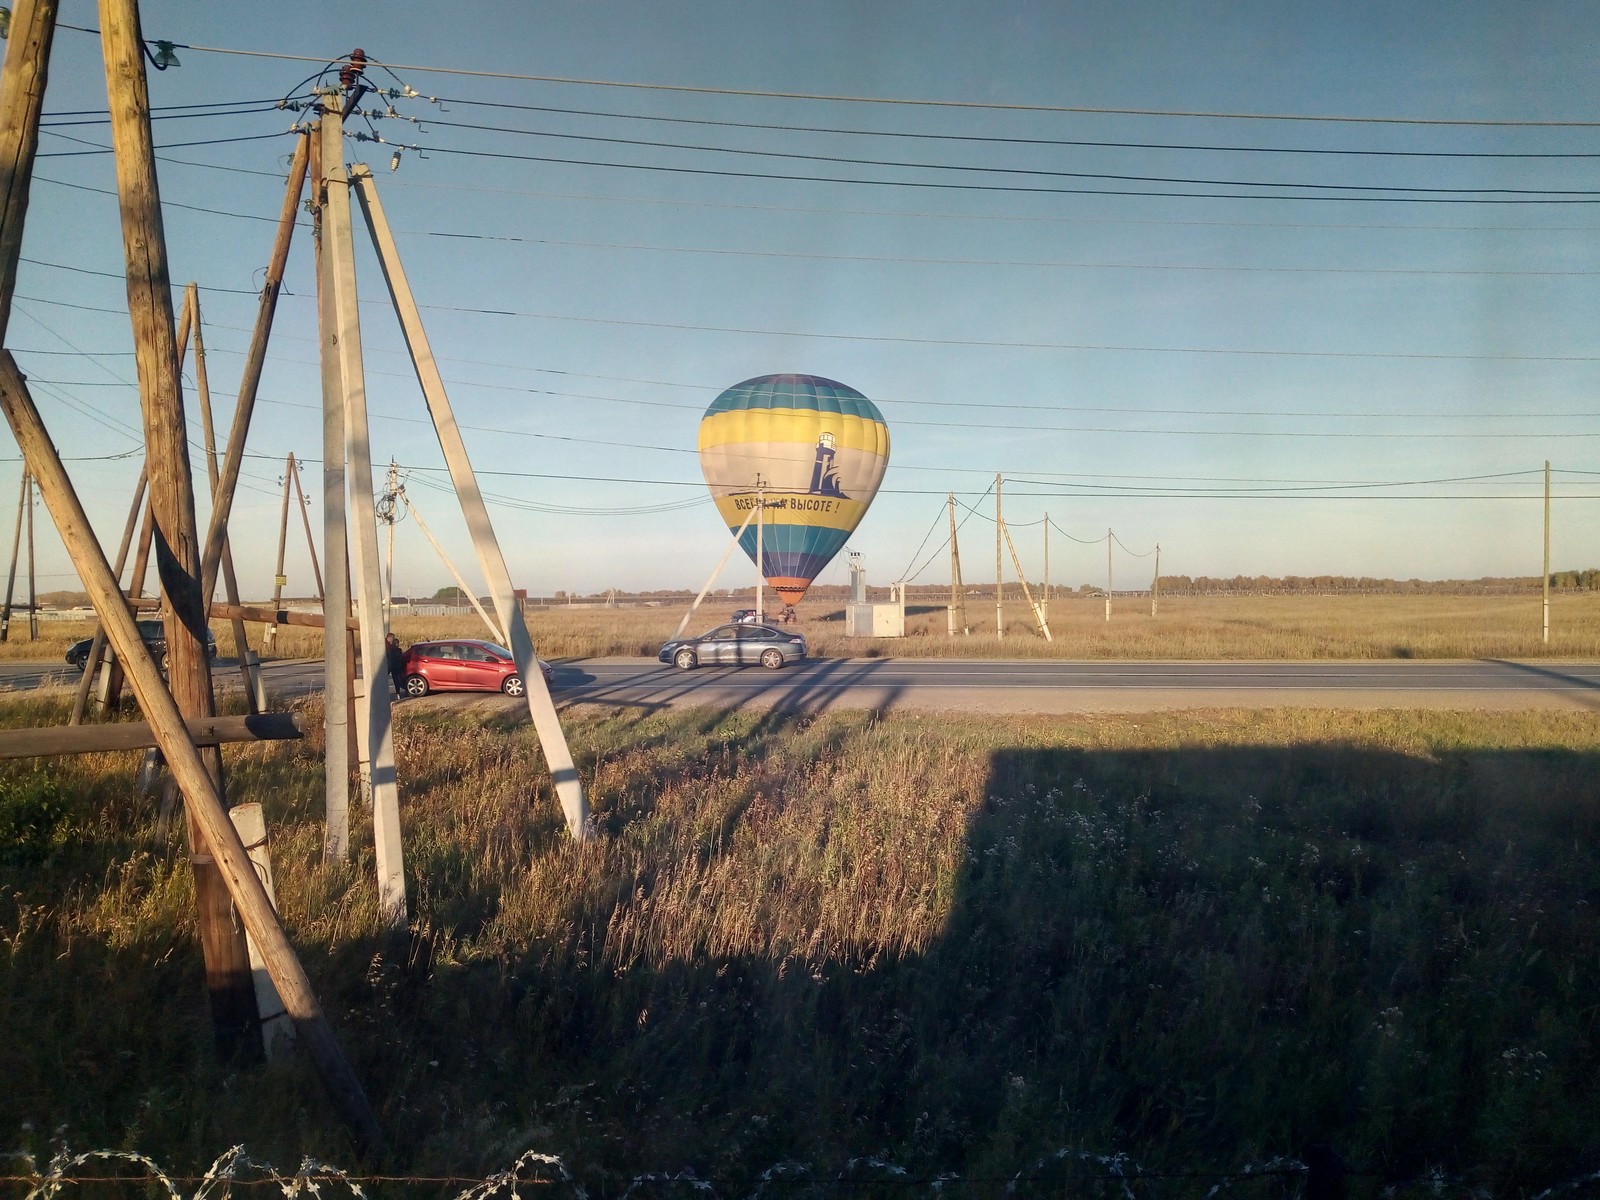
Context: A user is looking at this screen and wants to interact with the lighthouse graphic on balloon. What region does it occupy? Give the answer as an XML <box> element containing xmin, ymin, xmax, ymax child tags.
<box><xmin>698</xmin><ymin>374</ymin><xmax>890</xmax><ymax>605</ymax></box>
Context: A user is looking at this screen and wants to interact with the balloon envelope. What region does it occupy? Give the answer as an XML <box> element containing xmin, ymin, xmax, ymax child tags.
<box><xmin>698</xmin><ymin>374</ymin><xmax>890</xmax><ymax>604</ymax></box>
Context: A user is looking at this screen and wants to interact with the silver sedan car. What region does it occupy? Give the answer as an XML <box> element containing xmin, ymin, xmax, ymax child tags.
<box><xmin>659</xmin><ymin>623</ymin><xmax>807</xmax><ymax>670</ymax></box>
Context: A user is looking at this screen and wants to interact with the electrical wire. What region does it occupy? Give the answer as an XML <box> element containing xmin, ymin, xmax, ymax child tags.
<box><xmin>67</xmin><ymin>28</ymin><xmax>1600</xmax><ymax>128</ymax></box>
<box><xmin>432</xmin><ymin>94</ymin><xmax>1600</xmax><ymax>160</ymax></box>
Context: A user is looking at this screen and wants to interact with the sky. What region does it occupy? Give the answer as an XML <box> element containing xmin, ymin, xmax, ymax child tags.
<box><xmin>9</xmin><ymin>0</ymin><xmax>1600</xmax><ymax>601</ymax></box>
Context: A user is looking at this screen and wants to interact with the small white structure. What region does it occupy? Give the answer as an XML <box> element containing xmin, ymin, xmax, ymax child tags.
<box><xmin>843</xmin><ymin>553</ymin><xmax>905</xmax><ymax>638</ymax></box>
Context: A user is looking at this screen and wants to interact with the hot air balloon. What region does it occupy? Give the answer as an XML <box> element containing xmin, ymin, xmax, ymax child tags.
<box><xmin>698</xmin><ymin>374</ymin><xmax>890</xmax><ymax>605</ymax></box>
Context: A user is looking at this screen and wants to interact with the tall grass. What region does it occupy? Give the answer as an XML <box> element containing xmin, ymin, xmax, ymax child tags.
<box><xmin>1</xmin><ymin>699</ymin><xmax>1596</xmax><ymax>1193</ymax></box>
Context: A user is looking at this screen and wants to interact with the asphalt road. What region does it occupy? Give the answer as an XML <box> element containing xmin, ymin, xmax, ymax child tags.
<box><xmin>5</xmin><ymin>656</ymin><xmax>1598</xmax><ymax>714</ymax></box>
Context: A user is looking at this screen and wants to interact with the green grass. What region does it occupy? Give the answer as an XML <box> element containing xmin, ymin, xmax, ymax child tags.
<box><xmin>1</xmin><ymin>700</ymin><xmax>1598</xmax><ymax>1197</ymax></box>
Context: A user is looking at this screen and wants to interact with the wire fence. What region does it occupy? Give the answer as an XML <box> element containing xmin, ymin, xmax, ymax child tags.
<box><xmin>4</xmin><ymin>1147</ymin><xmax>1598</xmax><ymax>1200</ymax></box>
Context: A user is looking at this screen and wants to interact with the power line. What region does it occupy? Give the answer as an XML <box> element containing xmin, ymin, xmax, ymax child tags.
<box><xmin>95</xmin><ymin>30</ymin><xmax>1600</xmax><ymax>128</ymax></box>
<box><xmin>401</xmin><ymin>112</ymin><xmax>1600</xmax><ymax>199</ymax></box>
<box><xmin>432</xmin><ymin>94</ymin><xmax>1600</xmax><ymax>160</ymax></box>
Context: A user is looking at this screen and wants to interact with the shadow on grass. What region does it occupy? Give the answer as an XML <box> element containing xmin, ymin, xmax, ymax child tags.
<box><xmin>3</xmin><ymin>718</ymin><xmax>1599</xmax><ymax>1195</ymax></box>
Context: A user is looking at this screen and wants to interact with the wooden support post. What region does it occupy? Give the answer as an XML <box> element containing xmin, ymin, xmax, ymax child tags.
<box><xmin>99</xmin><ymin>0</ymin><xmax>256</xmax><ymax>1056</ymax></box>
<box><xmin>0</xmin><ymin>353</ymin><xmax>381</xmax><ymax>1155</ymax></box>
<box><xmin>197</xmin><ymin>132</ymin><xmax>309</xmax><ymax>607</ymax></box>
<box><xmin>321</xmin><ymin>132</ymin><xmax>405</xmax><ymax>923</ymax></box>
<box><xmin>71</xmin><ymin>465</ymin><xmax>146</xmax><ymax>724</ymax></box>
<box><xmin>0</xmin><ymin>711</ymin><xmax>306</xmax><ymax>758</ymax></box>
<box><xmin>1</xmin><ymin>467</ymin><xmax>24</xmax><ymax>641</ymax></box>
<box><xmin>353</xmin><ymin>164</ymin><xmax>589</xmax><ymax>839</ymax></box>
<box><xmin>188</xmin><ymin>283</ymin><xmax>258</xmax><ymax>710</ymax></box>
<box><xmin>311</xmin><ymin>113</ymin><xmax>351</xmax><ymax>862</ymax></box>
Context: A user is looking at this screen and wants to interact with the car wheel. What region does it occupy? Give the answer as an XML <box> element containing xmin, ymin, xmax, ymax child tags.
<box><xmin>154</xmin><ymin>650</ymin><xmax>167</xmax><ymax>673</ymax></box>
<box><xmin>404</xmin><ymin>674</ymin><xmax>430</xmax><ymax>697</ymax></box>
<box><xmin>760</xmin><ymin>648</ymin><xmax>785</xmax><ymax>670</ymax></box>
<box><xmin>502</xmin><ymin>674</ymin><xmax>525</xmax><ymax>697</ymax></box>
<box><xmin>674</xmin><ymin>647</ymin><xmax>697</xmax><ymax>670</ymax></box>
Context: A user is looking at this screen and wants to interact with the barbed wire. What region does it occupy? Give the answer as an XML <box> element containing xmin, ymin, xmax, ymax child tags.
<box><xmin>7</xmin><ymin>1145</ymin><xmax>1595</xmax><ymax>1200</ymax></box>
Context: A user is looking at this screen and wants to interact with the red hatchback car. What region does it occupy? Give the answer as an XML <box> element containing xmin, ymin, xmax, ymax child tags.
<box><xmin>399</xmin><ymin>639</ymin><xmax>554</xmax><ymax>698</ymax></box>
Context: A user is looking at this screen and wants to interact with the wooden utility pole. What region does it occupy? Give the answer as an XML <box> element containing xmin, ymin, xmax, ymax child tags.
<box><xmin>994</xmin><ymin>474</ymin><xmax>1003</xmax><ymax>639</ymax></box>
<box><xmin>353</xmin><ymin>163</ymin><xmax>589</xmax><ymax>839</ymax></box>
<box><xmin>197</xmin><ymin>132</ymin><xmax>308</xmax><ymax>608</ymax></box>
<box><xmin>1152</xmin><ymin>543</ymin><xmax>1160</xmax><ymax>617</ymax></box>
<box><xmin>1543</xmin><ymin>460</ymin><xmax>1551</xmax><ymax>645</ymax></box>
<box><xmin>187</xmin><ymin>283</ymin><xmax>260</xmax><ymax>709</ymax></box>
<box><xmin>100</xmin><ymin>0</ymin><xmax>256</xmax><ymax>1054</ymax></box>
<box><xmin>0</xmin><ymin>352</ymin><xmax>381</xmax><ymax>1156</ymax></box>
<box><xmin>1</xmin><ymin>468</ymin><xmax>25</xmax><ymax>640</ymax></box>
<box><xmin>1105</xmin><ymin>528</ymin><xmax>1113</xmax><ymax>621</ymax></box>
<box><xmin>0</xmin><ymin>0</ymin><xmax>56</xmax><ymax>341</ymax></box>
<box><xmin>947</xmin><ymin>492</ymin><xmax>967</xmax><ymax>636</ymax></box>
<box><xmin>0</xmin><ymin>0</ymin><xmax>379</xmax><ymax>1154</ymax></box>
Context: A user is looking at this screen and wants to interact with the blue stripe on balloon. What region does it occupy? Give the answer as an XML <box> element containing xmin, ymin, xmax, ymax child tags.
<box><xmin>734</xmin><ymin>522</ymin><xmax>851</xmax><ymax>583</ymax></box>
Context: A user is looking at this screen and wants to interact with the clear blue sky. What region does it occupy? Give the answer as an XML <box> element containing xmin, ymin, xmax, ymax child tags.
<box><xmin>12</xmin><ymin>0</ymin><xmax>1599</xmax><ymax>600</ymax></box>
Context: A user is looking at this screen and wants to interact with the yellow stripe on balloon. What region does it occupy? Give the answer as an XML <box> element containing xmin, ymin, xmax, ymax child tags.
<box><xmin>697</xmin><ymin>409</ymin><xmax>889</xmax><ymax>456</ymax></box>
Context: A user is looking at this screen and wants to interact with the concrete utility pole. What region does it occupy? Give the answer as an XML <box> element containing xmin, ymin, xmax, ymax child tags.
<box><xmin>1152</xmin><ymin>543</ymin><xmax>1161</xmax><ymax>617</ymax></box>
<box><xmin>100</xmin><ymin>0</ymin><xmax>255</xmax><ymax>1054</ymax></box>
<box><xmin>1105</xmin><ymin>528</ymin><xmax>1113</xmax><ymax>622</ymax></box>
<box><xmin>312</xmin><ymin>110</ymin><xmax>351</xmax><ymax>863</ymax></box>
<box><xmin>266</xmin><ymin>453</ymin><xmax>292</xmax><ymax>652</ymax></box>
<box><xmin>947</xmin><ymin>492</ymin><xmax>967</xmax><ymax>635</ymax></box>
<box><xmin>1543</xmin><ymin>460</ymin><xmax>1551</xmax><ymax>645</ymax></box>
<box><xmin>1</xmin><ymin>469</ymin><xmax>25</xmax><ymax>641</ymax></box>
<box><xmin>994</xmin><ymin>474</ymin><xmax>1003</xmax><ymax>639</ymax></box>
<box><xmin>1042</xmin><ymin>511</ymin><xmax>1049</xmax><ymax>623</ymax></box>
<box><xmin>320</xmin><ymin>100</ymin><xmax>405</xmax><ymax>924</ymax></box>
<box><xmin>351</xmin><ymin>162</ymin><xmax>589</xmax><ymax>839</ymax></box>
<box><xmin>1000</xmin><ymin>518</ymin><xmax>1051</xmax><ymax>641</ymax></box>
<box><xmin>755</xmin><ymin>474</ymin><xmax>766</xmax><ymax>623</ymax></box>
<box><xmin>24</xmin><ymin>464</ymin><xmax>34</xmax><ymax>639</ymax></box>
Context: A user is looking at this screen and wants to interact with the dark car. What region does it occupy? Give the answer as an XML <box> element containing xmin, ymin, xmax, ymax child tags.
<box><xmin>66</xmin><ymin>618</ymin><xmax>217</xmax><ymax>672</ymax></box>
<box><xmin>400</xmin><ymin>638</ymin><xmax>554</xmax><ymax>698</ymax></box>
<box><xmin>730</xmin><ymin>609</ymin><xmax>759</xmax><ymax>624</ymax></box>
<box><xmin>659</xmin><ymin>623</ymin><xmax>807</xmax><ymax>670</ymax></box>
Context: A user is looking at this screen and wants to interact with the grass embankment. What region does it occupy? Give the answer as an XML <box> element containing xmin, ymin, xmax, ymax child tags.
<box><xmin>1</xmin><ymin>700</ymin><xmax>1597</xmax><ymax>1194</ymax></box>
<box><xmin>4</xmin><ymin>593</ymin><xmax>1600</xmax><ymax>666</ymax></box>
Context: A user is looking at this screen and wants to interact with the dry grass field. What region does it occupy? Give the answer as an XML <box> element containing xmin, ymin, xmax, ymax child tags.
<box><xmin>1</xmin><ymin>698</ymin><xmax>1597</xmax><ymax>1193</ymax></box>
<box><xmin>4</xmin><ymin>592</ymin><xmax>1598</xmax><ymax>665</ymax></box>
